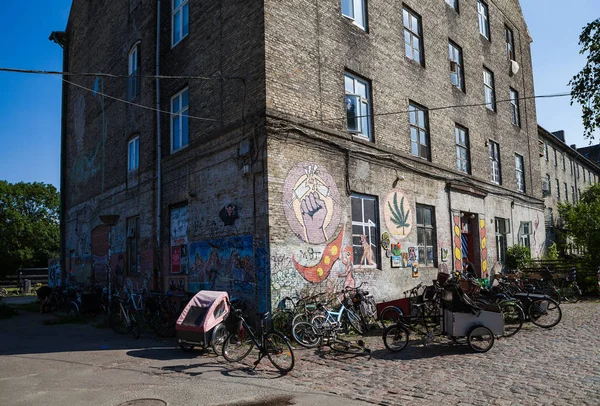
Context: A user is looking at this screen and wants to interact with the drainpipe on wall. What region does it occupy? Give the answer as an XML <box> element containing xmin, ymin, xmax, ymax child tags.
<box><xmin>155</xmin><ymin>0</ymin><xmax>162</xmax><ymax>284</ymax></box>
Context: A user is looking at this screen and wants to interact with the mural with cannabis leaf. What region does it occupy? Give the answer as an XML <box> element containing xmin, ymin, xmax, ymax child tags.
<box><xmin>383</xmin><ymin>189</ymin><xmax>413</xmax><ymax>239</ymax></box>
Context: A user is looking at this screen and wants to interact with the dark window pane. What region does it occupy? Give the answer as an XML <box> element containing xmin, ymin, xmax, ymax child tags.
<box><xmin>351</xmin><ymin>198</ymin><xmax>362</xmax><ymax>221</ymax></box>
<box><xmin>418</xmin><ymin>248</ymin><xmax>425</xmax><ymax>263</ymax></box>
<box><xmin>417</xmin><ymin>228</ymin><xmax>424</xmax><ymax>245</ymax></box>
<box><xmin>363</xmin><ymin>198</ymin><xmax>375</xmax><ymax>221</ymax></box>
<box><xmin>424</xmin><ymin>208</ymin><xmax>432</xmax><ymax>226</ymax></box>
<box><xmin>416</xmin><ymin>207</ymin><xmax>423</xmax><ymax>225</ymax></box>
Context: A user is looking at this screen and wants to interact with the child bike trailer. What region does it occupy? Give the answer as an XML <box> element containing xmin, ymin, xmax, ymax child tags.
<box><xmin>176</xmin><ymin>290</ymin><xmax>230</xmax><ymax>355</ymax></box>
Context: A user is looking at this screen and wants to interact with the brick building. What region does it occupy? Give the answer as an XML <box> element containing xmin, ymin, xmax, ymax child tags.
<box><xmin>55</xmin><ymin>0</ymin><xmax>546</xmax><ymax>312</ymax></box>
<box><xmin>538</xmin><ymin>127</ymin><xmax>600</xmax><ymax>251</ymax></box>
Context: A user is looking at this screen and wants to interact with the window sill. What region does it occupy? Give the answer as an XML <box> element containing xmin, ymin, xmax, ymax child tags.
<box><xmin>350</xmin><ymin>133</ymin><xmax>373</xmax><ymax>143</ymax></box>
<box><xmin>342</xmin><ymin>15</ymin><xmax>367</xmax><ymax>32</ymax></box>
<box><xmin>404</xmin><ymin>56</ymin><xmax>425</xmax><ymax>69</ymax></box>
<box><xmin>171</xmin><ymin>144</ymin><xmax>189</xmax><ymax>155</ymax></box>
<box><xmin>171</xmin><ymin>33</ymin><xmax>189</xmax><ymax>50</ymax></box>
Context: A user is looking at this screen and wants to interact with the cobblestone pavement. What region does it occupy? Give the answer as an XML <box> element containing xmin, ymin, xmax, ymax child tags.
<box><xmin>248</xmin><ymin>301</ymin><xmax>600</xmax><ymax>406</ymax></box>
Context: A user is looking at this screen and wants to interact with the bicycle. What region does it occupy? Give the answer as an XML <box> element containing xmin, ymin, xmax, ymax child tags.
<box><xmin>222</xmin><ymin>308</ymin><xmax>295</xmax><ymax>373</ymax></box>
<box><xmin>292</xmin><ymin>317</ymin><xmax>371</xmax><ymax>355</ymax></box>
<box><xmin>310</xmin><ymin>291</ymin><xmax>364</xmax><ymax>335</ymax></box>
<box><xmin>109</xmin><ymin>295</ymin><xmax>141</xmax><ymax>339</ymax></box>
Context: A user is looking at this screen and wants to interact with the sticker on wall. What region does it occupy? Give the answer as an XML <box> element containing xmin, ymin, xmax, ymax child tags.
<box><xmin>292</xmin><ymin>231</ymin><xmax>344</xmax><ymax>283</ymax></box>
<box><xmin>381</xmin><ymin>232</ymin><xmax>391</xmax><ymax>251</ymax></box>
<box><xmin>401</xmin><ymin>252</ymin><xmax>409</xmax><ymax>268</ymax></box>
<box><xmin>282</xmin><ymin>163</ymin><xmax>342</xmax><ymax>244</ymax></box>
<box><xmin>408</xmin><ymin>246</ymin><xmax>417</xmax><ymax>267</ymax></box>
<box><xmin>171</xmin><ymin>246</ymin><xmax>181</xmax><ymax>274</ymax></box>
<box><xmin>383</xmin><ymin>189</ymin><xmax>412</xmax><ymax>239</ymax></box>
<box><xmin>412</xmin><ymin>261</ymin><xmax>419</xmax><ymax>278</ymax></box>
<box><xmin>219</xmin><ymin>203</ymin><xmax>239</xmax><ymax>227</ymax></box>
<box><xmin>391</xmin><ymin>256</ymin><xmax>402</xmax><ymax>268</ymax></box>
<box><xmin>441</xmin><ymin>248</ymin><xmax>449</xmax><ymax>263</ymax></box>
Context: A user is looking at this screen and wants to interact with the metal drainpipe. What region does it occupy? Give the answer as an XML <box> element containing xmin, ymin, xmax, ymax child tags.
<box><xmin>60</xmin><ymin>40</ymin><xmax>68</xmax><ymax>286</ymax></box>
<box><xmin>155</xmin><ymin>0</ymin><xmax>162</xmax><ymax>284</ymax></box>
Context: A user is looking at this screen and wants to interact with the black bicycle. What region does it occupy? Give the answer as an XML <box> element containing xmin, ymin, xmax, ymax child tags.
<box><xmin>222</xmin><ymin>309</ymin><xmax>295</xmax><ymax>373</ymax></box>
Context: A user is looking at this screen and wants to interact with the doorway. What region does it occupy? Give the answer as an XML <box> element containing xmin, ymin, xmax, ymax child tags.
<box><xmin>460</xmin><ymin>212</ymin><xmax>481</xmax><ymax>277</ymax></box>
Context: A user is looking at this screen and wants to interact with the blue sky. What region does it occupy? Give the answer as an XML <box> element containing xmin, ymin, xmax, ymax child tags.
<box><xmin>0</xmin><ymin>1</ymin><xmax>598</xmax><ymax>189</ymax></box>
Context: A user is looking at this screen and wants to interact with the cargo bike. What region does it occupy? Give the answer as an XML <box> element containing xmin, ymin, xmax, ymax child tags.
<box><xmin>382</xmin><ymin>281</ymin><xmax>504</xmax><ymax>353</ymax></box>
<box><xmin>176</xmin><ymin>290</ymin><xmax>230</xmax><ymax>355</ymax></box>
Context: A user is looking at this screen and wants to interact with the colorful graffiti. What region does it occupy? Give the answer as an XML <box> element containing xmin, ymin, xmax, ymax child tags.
<box><xmin>453</xmin><ymin>215</ymin><xmax>462</xmax><ymax>271</ymax></box>
<box><xmin>282</xmin><ymin>162</ymin><xmax>342</xmax><ymax>244</ymax></box>
<box><xmin>187</xmin><ymin>235</ymin><xmax>255</xmax><ymax>298</ymax></box>
<box><xmin>292</xmin><ymin>231</ymin><xmax>344</xmax><ymax>283</ymax></box>
<box><xmin>383</xmin><ymin>189</ymin><xmax>412</xmax><ymax>239</ymax></box>
<box><xmin>48</xmin><ymin>258</ymin><xmax>61</xmax><ymax>288</ymax></box>
<box><xmin>480</xmin><ymin>219</ymin><xmax>488</xmax><ymax>278</ymax></box>
<box><xmin>170</xmin><ymin>206</ymin><xmax>188</xmax><ymax>246</ymax></box>
<box><xmin>381</xmin><ymin>232</ymin><xmax>390</xmax><ymax>251</ymax></box>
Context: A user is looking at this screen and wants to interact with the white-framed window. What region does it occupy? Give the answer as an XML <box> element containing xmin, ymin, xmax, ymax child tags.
<box><xmin>583</xmin><ymin>169</ymin><xmax>587</xmax><ymax>182</ymax></box>
<box><xmin>449</xmin><ymin>41</ymin><xmax>464</xmax><ymax>91</ymax></box>
<box><xmin>483</xmin><ymin>68</ymin><xmax>496</xmax><ymax>111</ymax></box>
<box><xmin>544</xmin><ymin>142</ymin><xmax>548</xmax><ymax>161</ymax></box>
<box><xmin>416</xmin><ymin>204</ymin><xmax>436</xmax><ymax>267</ymax></box>
<box><xmin>510</xmin><ymin>88</ymin><xmax>520</xmax><ymax>127</ymax></box>
<box><xmin>477</xmin><ymin>0</ymin><xmax>490</xmax><ymax>39</ymax></box>
<box><xmin>456</xmin><ymin>125</ymin><xmax>470</xmax><ymax>174</ymax></box>
<box><xmin>409</xmin><ymin>102</ymin><xmax>430</xmax><ymax>161</ymax></box>
<box><xmin>519</xmin><ymin>221</ymin><xmax>531</xmax><ymax>250</ymax></box>
<box><xmin>341</xmin><ymin>0</ymin><xmax>367</xmax><ymax>30</ymax></box>
<box><xmin>403</xmin><ymin>7</ymin><xmax>423</xmax><ymax>65</ymax></box>
<box><xmin>572</xmin><ymin>185</ymin><xmax>576</xmax><ymax>202</ymax></box>
<box><xmin>172</xmin><ymin>0</ymin><xmax>189</xmax><ymax>47</ymax></box>
<box><xmin>128</xmin><ymin>43</ymin><xmax>140</xmax><ymax>100</ymax></box>
<box><xmin>556</xmin><ymin>178</ymin><xmax>560</xmax><ymax>200</ymax></box>
<box><xmin>553</xmin><ymin>148</ymin><xmax>558</xmax><ymax>167</ymax></box>
<box><xmin>505</xmin><ymin>25</ymin><xmax>515</xmax><ymax>60</ymax></box>
<box><xmin>351</xmin><ymin>194</ymin><xmax>379</xmax><ymax>268</ymax></box>
<box><xmin>569</xmin><ymin>158</ymin><xmax>573</xmax><ymax>175</ymax></box>
<box><xmin>562</xmin><ymin>154</ymin><xmax>566</xmax><ymax>171</ymax></box>
<box><xmin>445</xmin><ymin>0</ymin><xmax>458</xmax><ymax>11</ymax></box>
<box><xmin>515</xmin><ymin>154</ymin><xmax>524</xmax><ymax>192</ymax></box>
<box><xmin>128</xmin><ymin>136</ymin><xmax>140</xmax><ymax>171</ymax></box>
<box><xmin>345</xmin><ymin>72</ymin><xmax>372</xmax><ymax>140</ymax></box>
<box><xmin>564</xmin><ymin>183</ymin><xmax>568</xmax><ymax>202</ymax></box>
<box><xmin>495</xmin><ymin>218</ymin><xmax>510</xmax><ymax>262</ymax></box>
<box><xmin>489</xmin><ymin>140</ymin><xmax>501</xmax><ymax>184</ymax></box>
<box><xmin>171</xmin><ymin>88</ymin><xmax>189</xmax><ymax>152</ymax></box>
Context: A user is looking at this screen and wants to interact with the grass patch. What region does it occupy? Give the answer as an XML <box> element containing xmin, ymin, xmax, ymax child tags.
<box><xmin>43</xmin><ymin>313</ymin><xmax>91</xmax><ymax>325</ymax></box>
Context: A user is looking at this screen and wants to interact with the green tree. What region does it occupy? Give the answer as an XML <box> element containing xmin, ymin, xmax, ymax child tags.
<box><xmin>558</xmin><ymin>183</ymin><xmax>600</xmax><ymax>263</ymax></box>
<box><xmin>0</xmin><ymin>181</ymin><xmax>60</xmax><ymax>278</ymax></box>
<box><xmin>570</xmin><ymin>18</ymin><xmax>600</xmax><ymax>140</ymax></box>
<box><xmin>505</xmin><ymin>245</ymin><xmax>531</xmax><ymax>271</ymax></box>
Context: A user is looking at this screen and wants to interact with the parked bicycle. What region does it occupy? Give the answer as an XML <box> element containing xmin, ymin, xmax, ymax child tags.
<box><xmin>109</xmin><ymin>294</ymin><xmax>141</xmax><ymax>339</ymax></box>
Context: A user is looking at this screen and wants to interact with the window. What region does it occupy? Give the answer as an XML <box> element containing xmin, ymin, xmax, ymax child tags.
<box><xmin>483</xmin><ymin>68</ymin><xmax>496</xmax><ymax>111</ymax></box>
<box><xmin>515</xmin><ymin>154</ymin><xmax>525</xmax><ymax>192</ymax></box>
<box><xmin>553</xmin><ymin>148</ymin><xmax>558</xmax><ymax>167</ymax></box>
<box><xmin>562</xmin><ymin>154</ymin><xmax>566</xmax><ymax>171</ymax></box>
<box><xmin>172</xmin><ymin>0</ymin><xmax>189</xmax><ymax>46</ymax></box>
<box><xmin>572</xmin><ymin>186</ymin><xmax>576</xmax><ymax>202</ymax></box>
<box><xmin>128</xmin><ymin>136</ymin><xmax>139</xmax><ymax>171</ymax></box>
<box><xmin>171</xmin><ymin>88</ymin><xmax>189</xmax><ymax>152</ymax></box>
<box><xmin>445</xmin><ymin>0</ymin><xmax>458</xmax><ymax>10</ymax></box>
<box><xmin>510</xmin><ymin>88</ymin><xmax>520</xmax><ymax>126</ymax></box>
<box><xmin>519</xmin><ymin>222</ymin><xmax>531</xmax><ymax>250</ymax></box>
<box><xmin>351</xmin><ymin>194</ymin><xmax>379</xmax><ymax>268</ymax></box>
<box><xmin>449</xmin><ymin>41</ymin><xmax>465</xmax><ymax>91</ymax></box>
<box><xmin>578</xmin><ymin>189</ymin><xmax>581</xmax><ymax>200</ymax></box>
<box><xmin>545</xmin><ymin>174</ymin><xmax>551</xmax><ymax>196</ymax></box>
<box><xmin>128</xmin><ymin>43</ymin><xmax>140</xmax><ymax>100</ymax></box>
<box><xmin>127</xmin><ymin>216</ymin><xmax>141</xmax><ymax>275</ymax></box>
<box><xmin>577</xmin><ymin>165</ymin><xmax>581</xmax><ymax>178</ymax></box>
<box><xmin>489</xmin><ymin>140</ymin><xmax>501</xmax><ymax>184</ymax></box>
<box><xmin>505</xmin><ymin>26</ymin><xmax>515</xmax><ymax>60</ymax></box>
<box><xmin>403</xmin><ymin>7</ymin><xmax>423</xmax><ymax>65</ymax></box>
<box><xmin>556</xmin><ymin>178</ymin><xmax>560</xmax><ymax>200</ymax></box>
<box><xmin>477</xmin><ymin>0</ymin><xmax>490</xmax><ymax>39</ymax></box>
<box><xmin>495</xmin><ymin>218</ymin><xmax>510</xmax><ymax>262</ymax></box>
<box><xmin>345</xmin><ymin>73</ymin><xmax>372</xmax><ymax>140</ymax></box>
<box><xmin>544</xmin><ymin>143</ymin><xmax>548</xmax><ymax>161</ymax></box>
<box><xmin>456</xmin><ymin>125</ymin><xmax>470</xmax><ymax>174</ymax></box>
<box><xmin>341</xmin><ymin>0</ymin><xmax>367</xmax><ymax>30</ymax></box>
<box><xmin>564</xmin><ymin>183</ymin><xmax>568</xmax><ymax>202</ymax></box>
<box><xmin>416</xmin><ymin>205</ymin><xmax>436</xmax><ymax>267</ymax></box>
<box><xmin>409</xmin><ymin>102</ymin><xmax>430</xmax><ymax>160</ymax></box>
<box><xmin>569</xmin><ymin>158</ymin><xmax>573</xmax><ymax>175</ymax></box>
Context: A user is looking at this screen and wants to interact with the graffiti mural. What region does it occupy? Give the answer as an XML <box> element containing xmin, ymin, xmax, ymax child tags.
<box><xmin>480</xmin><ymin>219</ymin><xmax>488</xmax><ymax>279</ymax></box>
<box><xmin>282</xmin><ymin>163</ymin><xmax>342</xmax><ymax>244</ymax></box>
<box><xmin>170</xmin><ymin>206</ymin><xmax>188</xmax><ymax>246</ymax></box>
<box><xmin>292</xmin><ymin>231</ymin><xmax>344</xmax><ymax>283</ymax></box>
<box><xmin>188</xmin><ymin>235</ymin><xmax>255</xmax><ymax>302</ymax></box>
<box><xmin>219</xmin><ymin>203</ymin><xmax>239</xmax><ymax>228</ymax></box>
<box><xmin>453</xmin><ymin>215</ymin><xmax>462</xmax><ymax>271</ymax></box>
<box><xmin>383</xmin><ymin>189</ymin><xmax>412</xmax><ymax>239</ymax></box>
<box><xmin>48</xmin><ymin>258</ymin><xmax>61</xmax><ymax>288</ymax></box>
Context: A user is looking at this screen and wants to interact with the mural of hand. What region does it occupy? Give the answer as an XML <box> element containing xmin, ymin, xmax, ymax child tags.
<box><xmin>300</xmin><ymin>192</ymin><xmax>327</xmax><ymax>243</ymax></box>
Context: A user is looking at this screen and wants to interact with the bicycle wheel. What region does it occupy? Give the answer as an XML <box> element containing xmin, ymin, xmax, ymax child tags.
<box><xmin>344</xmin><ymin>310</ymin><xmax>365</xmax><ymax>335</ymax></box>
<box><xmin>110</xmin><ymin>304</ymin><xmax>130</xmax><ymax>335</ymax></box>
<box><xmin>211</xmin><ymin>323</ymin><xmax>229</xmax><ymax>355</ymax></box>
<box><xmin>528</xmin><ymin>298</ymin><xmax>562</xmax><ymax>328</ymax></box>
<box><xmin>330</xmin><ymin>338</ymin><xmax>370</xmax><ymax>355</ymax></box>
<box><xmin>66</xmin><ymin>301</ymin><xmax>80</xmax><ymax>315</ymax></box>
<box><xmin>265</xmin><ymin>332</ymin><xmax>295</xmax><ymax>373</ymax></box>
<box><xmin>499</xmin><ymin>302</ymin><xmax>524</xmax><ymax>338</ymax></box>
<box><xmin>562</xmin><ymin>286</ymin><xmax>581</xmax><ymax>303</ymax></box>
<box><xmin>467</xmin><ymin>326</ymin><xmax>494</xmax><ymax>353</ymax></box>
<box><xmin>382</xmin><ymin>324</ymin><xmax>410</xmax><ymax>352</ymax></box>
<box><xmin>292</xmin><ymin>321</ymin><xmax>321</xmax><ymax>348</ymax></box>
<box><xmin>222</xmin><ymin>328</ymin><xmax>255</xmax><ymax>362</ymax></box>
<box><xmin>291</xmin><ymin>312</ymin><xmax>310</xmax><ymax>327</ymax></box>
<box><xmin>542</xmin><ymin>288</ymin><xmax>561</xmax><ymax>304</ymax></box>
<box><xmin>271</xmin><ymin>310</ymin><xmax>292</xmax><ymax>336</ymax></box>
<box><xmin>379</xmin><ymin>306</ymin><xmax>404</xmax><ymax>329</ymax></box>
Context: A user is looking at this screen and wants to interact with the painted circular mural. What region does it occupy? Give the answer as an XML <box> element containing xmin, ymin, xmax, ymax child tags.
<box><xmin>383</xmin><ymin>189</ymin><xmax>413</xmax><ymax>239</ymax></box>
<box><xmin>282</xmin><ymin>162</ymin><xmax>342</xmax><ymax>244</ymax></box>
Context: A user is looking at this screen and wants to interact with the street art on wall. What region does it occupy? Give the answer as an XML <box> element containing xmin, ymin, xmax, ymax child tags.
<box><xmin>171</xmin><ymin>246</ymin><xmax>181</xmax><ymax>274</ymax></box>
<box><xmin>48</xmin><ymin>258</ymin><xmax>61</xmax><ymax>288</ymax></box>
<box><xmin>292</xmin><ymin>231</ymin><xmax>344</xmax><ymax>283</ymax></box>
<box><xmin>219</xmin><ymin>203</ymin><xmax>239</xmax><ymax>228</ymax></box>
<box><xmin>187</xmin><ymin>235</ymin><xmax>255</xmax><ymax>301</ymax></box>
<box><xmin>391</xmin><ymin>256</ymin><xmax>402</xmax><ymax>268</ymax></box>
<box><xmin>441</xmin><ymin>248</ymin><xmax>449</xmax><ymax>262</ymax></box>
<box><xmin>480</xmin><ymin>219</ymin><xmax>488</xmax><ymax>278</ymax></box>
<box><xmin>383</xmin><ymin>189</ymin><xmax>412</xmax><ymax>239</ymax></box>
<box><xmin>170</xmin><ymin>206</ymin><xmax>188</xmax><ymax>246</ymax></box>
<box><xmin>453</xmin><ymin>215</ymin><xmax>462</xmax><ymax>271</ymax></box>
<box><xmin>381</xmin><ymin>232</ymin><xmax>390</xmax><ymax>251</ymax></box>
<box><xmin>282</xmin><ymin>163</ymin><xmax>342</xmax><ymax>244</ymax></box>
<box><xmin>412</xmin><ymin>262</ymin><xmax>419</xmax><ymax>277</ymax></box>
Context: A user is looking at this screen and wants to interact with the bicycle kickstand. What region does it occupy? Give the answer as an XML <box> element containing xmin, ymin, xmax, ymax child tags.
<box><xmin>252</xmin><ymin>353</ymin><xmax>265</xmax><ymax>370</ymax></box>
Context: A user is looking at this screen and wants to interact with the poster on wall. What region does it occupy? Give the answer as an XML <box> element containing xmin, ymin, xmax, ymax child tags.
<box><xmin>391</xmin><ymin>256</ymin><xmax>402</xmax><ymax>268</ymax></box>
<box><xmin>180</xmin><ymin>244</ymin><xmax>188</xmax><ymax>274</ymax></box>
<box><xmin>165</xmin><ymin>275</ymin><xmax>187</xmax><ymax>292</ymax></box>
<box><xmin>170</xmin><ymin>205</ymin><xmax>188</xmax><ymax>246</ymax></box>
<box><xmin>171</xmin><ymin>246</ymin><xmax>181</xmax><ymax>274</ymax></box>
<box><xmin>412</xmin><ymin>261</ymin><xmax>419</xmax><ymax>278</ymax></box>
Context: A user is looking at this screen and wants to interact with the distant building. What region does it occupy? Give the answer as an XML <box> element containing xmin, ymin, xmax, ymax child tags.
<box><xmin>577</xmin><ymin>144</ymin><xmax>600</xmax><ymax>166</ymax></box>
<box><xmin>538</xmin><ymin>126</ymin><xmax>600</xmax><ymax>253</ymax></box>
<box><xmin>54</xmin><ymin>0</ymin><xmax>547</xmax><ymax>311</ymax></box>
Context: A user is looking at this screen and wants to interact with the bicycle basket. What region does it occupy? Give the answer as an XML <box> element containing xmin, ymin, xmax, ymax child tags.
<box><xmin>224</xmin><ymin>310</ymin><xmax>242</xmax><ymax>334</ymax></box>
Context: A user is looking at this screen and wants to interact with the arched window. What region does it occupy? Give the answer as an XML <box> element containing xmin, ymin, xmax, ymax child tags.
<box><xmin>128</xmin><ymin>43</ymin><xmax>140</xmax><ymax>100</ymax></box>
